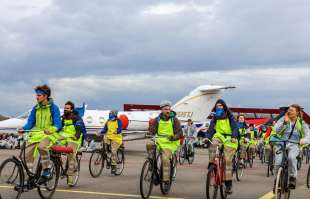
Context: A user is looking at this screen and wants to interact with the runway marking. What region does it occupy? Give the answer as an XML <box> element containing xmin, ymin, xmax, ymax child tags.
<box><xmin>0</xmin><ymin>185</ymin><xmax>184</xmax><ymax>199</ymax></box>
<box><xmin>258</xmin><ymin>191</ymin><xmax>274</xmax><ymax>199</ymax></box>
<box><xmin>258</xmin><ymin>184</ymin><xmax>309</xmax><ymax>199</ymax></box>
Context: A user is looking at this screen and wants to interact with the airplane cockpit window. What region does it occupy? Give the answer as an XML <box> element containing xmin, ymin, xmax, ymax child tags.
<box><xmin>87</xmin><ymin>116</ymin><xmax>93</xmax><ymax>124</ymax></box>
<box><xmin>99</xmin><ymin>117</ymin><xmax>105</xmax><ymax>125</ymax></box>
<box><xmin>17</xmin><ymin>110</ymin><xmax>31</xmax><ymax>119</ymax></box>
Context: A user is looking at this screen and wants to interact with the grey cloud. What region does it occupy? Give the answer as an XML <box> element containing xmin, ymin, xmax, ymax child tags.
<box><xmin>1</xmin><ymin>0</ymin><xmax>310</xmax><ymax>83</ymax></box>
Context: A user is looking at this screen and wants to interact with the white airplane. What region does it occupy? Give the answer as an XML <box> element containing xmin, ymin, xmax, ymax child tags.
<box><xmin>0</xmin><ymin>85</ymin><xmax>234</xmax><ymax>141</ymax></box>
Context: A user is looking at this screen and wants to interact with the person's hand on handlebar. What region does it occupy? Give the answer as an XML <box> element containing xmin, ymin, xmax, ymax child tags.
<box><xmin>300</xmin><ymin>138</ymin><xmax>308</xmax><ymax>145</ymax></box>
<box><xmin>44</xmin><ymin>129</ymin><xmax>52</xmax><ymax>135</ymax></box>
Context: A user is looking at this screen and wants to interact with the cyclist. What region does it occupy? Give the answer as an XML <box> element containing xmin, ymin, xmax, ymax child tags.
<box><xmin>147</xmin><ymin>101</ymin><xmax>182</xmax><ymax>183</ymax></box>
<box><xmin>182</xmin><ymin>119</ymin><xmax>197</xmax><ymax>156</ymax></box>
<box><xmin>98</xmin><ymin>110</ymin><xmax>123</xmax><ymax>175</ymax></box>
<box><xmin>273</xmin><ymin>104</ymin><xmax>310</xmax><ymax>189</ymax></box>
<box><xmin>237</xmin><ymin>114</ymin><xmax>249</xmax><ymax>165</ymax></box>
<box><xmin>205</xmin><ymin>99</ymin><xmax>238</xmax><ymax>194</ymax></box>
<box><xmin>263</xmin><ymin>121</ymin><xmax>276</xmax><ymax>163</ymax></box>
<box><xmin>247</xmin><ymin>124</ymin><xmax>258</xmax><ymax>159</ymax></box>
<box><xmin>57</xmin><ymin>101</ymin><xmax>85</xmax><ymax>185</ymax></box>
<box><xmin>19</xmin><ymin>85</ymin><xmax>61</xmax><ymax>183</ymax></box>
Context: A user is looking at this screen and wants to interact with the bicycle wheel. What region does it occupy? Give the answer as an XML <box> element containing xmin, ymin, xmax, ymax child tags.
<box><xmin>139</xmin><ymin>159</ymin><xmax>154</xmax><ymax>199</ymax></box>
<box><xmin>178</xmin><ymin>146</ymin><xmax>186</xmax><ymax>165</ymax></box>
<box><xmin>275</xmin><ymin>167</ymin><xmax>284</xmax><ymax>199</ymax></box>
<box><xmin>307</xmin><ymin>165</ymin><xmax>310</xmax><ymax>188</ymax></box>
<box><xmin>206</xmin><ymin>164</ymin><xmax>219</xmax><ymax>199</ymax></box>
<box><xmin>188</xmin><ymin>145</ymin><xmax>195</xmax><ymax>165</ymax></box>
<box><xmin>89</xmin><ymin>150</ymin><xmax>104</xmax><ymax>178</ymax></box>
<box><xmin>37</xmin><ymin>158</ymin><xmax>60</xmax><ymax>199</ymax></box>
<box><xmin>0</xmin><ymin>158</ymin><xmax>24</xmax><ymax>199</ymax></box>
<box><xmin>297</xmin><ymin>157</ymin><xmax>302</xmax><ymax>171</ymax></box>
<box><xmin>68</xmin><ymin>152</ymin><xmax>82</xmax><ymax>187</ymax></box>
<box><xmin>114</xmin><ymin>149</ymin><xmax>125</xmax><ymax>176</ymax></box>
<box><xmin>236</xmin><ymin>159</ymin><xmax>244</xmax><ymax>181</ymax></box>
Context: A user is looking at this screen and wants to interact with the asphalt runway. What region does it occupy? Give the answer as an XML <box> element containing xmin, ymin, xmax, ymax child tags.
<box><xmin>0</xmin><ymin>140</ymin><xmax>309</xmax><ymax>199</ymax></box>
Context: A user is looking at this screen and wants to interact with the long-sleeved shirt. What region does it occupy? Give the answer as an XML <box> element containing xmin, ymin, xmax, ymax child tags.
<box><xmin>275</xmin><ymin>117</ymin><xmax>310</xmax><ymax>143</ymax></box>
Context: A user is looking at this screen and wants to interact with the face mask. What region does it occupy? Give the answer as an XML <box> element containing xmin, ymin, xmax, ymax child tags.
<box><xmin>109</xmin><ymin>112</ymin><xmax>117</xmax><ymax>120</ymax></box>
<box><xmin>215</xmin><ymin>107</ymin><xmax>224</xmax><ymax>118</ymax></box>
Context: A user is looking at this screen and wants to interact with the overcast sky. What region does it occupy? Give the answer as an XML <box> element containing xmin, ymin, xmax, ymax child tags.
<box><xmin>0</xmin><ymin>0</ymin><xmax>309</xmax><ymax>116</ymax></box>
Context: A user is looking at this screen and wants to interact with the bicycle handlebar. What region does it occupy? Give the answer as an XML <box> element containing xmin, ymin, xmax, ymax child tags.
<box><xmin>270</xmin><ymin>139</ymin><xmax>300</xmax><ymax>145</ymax></box>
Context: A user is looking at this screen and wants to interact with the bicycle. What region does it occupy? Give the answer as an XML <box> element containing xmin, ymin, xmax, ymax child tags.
<box><xmin>271</xmin><ymin>139</ymin><xmax>300</xmax><ymax>199</ymax></box>
<box><xmin>89</xmin><ymin>137</ymin><xmax>125</xmax><ymax>177</ymax></box>
<box><xmin>245</xmin><ymin>147</ymin><xmax>254</xmax><ymax>168</ymax></box>
<box><xmin>139</xmin><ymin>136</ymin><xmax>177</xmax><ymax>199</ymax></box>
<box><xmin>0</xmin><ymin>132</ymin><xmax>60</xmax><ymax>199</ymax></box>
<box><xmin>179</xmin><ymin>136</ymin><xmax>195</xmax><ymax>165</ymax></box>
<box><xmin>205</xmin><ymin>139</ymin><xmax>228</xmax><ymax>199</ymax></box>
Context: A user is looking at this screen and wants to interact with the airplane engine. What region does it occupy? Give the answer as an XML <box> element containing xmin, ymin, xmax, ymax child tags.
<box><xmin>118</xmin><ymin>114</ymin><xmax>129</xmax><ymax>129</ymax></box>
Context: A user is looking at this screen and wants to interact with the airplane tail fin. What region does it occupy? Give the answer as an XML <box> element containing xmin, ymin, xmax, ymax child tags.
<box><xmin>75</xmin><ymin>103</ymin><xmax>87</xmax><ymax>117</ymax></box>
<box><xmin>172</xmin><ymin>85</ymin><xmax>235</xmax><ymax>122</ymax></box>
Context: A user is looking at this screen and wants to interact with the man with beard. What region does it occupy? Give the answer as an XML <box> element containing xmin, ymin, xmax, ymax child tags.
<box><xmin>58</xmin><ymin>101</ymin><xmax>85</xmax><ymax>186</ymax></box>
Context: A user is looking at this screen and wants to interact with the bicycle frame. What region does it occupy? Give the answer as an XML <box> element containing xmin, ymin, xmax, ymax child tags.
<box><xmin>272</xmin><ymin>139</ymin><xmax>300</xmax><ymax>195</ymax></box>
<box><xmin>213</xmin><ymin>145</ymin><xmax>225</xmax><ymax>186</ymax></box>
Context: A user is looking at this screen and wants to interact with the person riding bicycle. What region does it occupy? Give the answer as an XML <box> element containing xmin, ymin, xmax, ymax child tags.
<box><xmin>19</xmin><ymin>85</ymin><xmax>61</xmax><ymax>183</ymax></box>
<box><xmin>237</xmin><ymin>114</ymin><xmax>250</xmax><ymax>165</ymax></box>
<box><xmin>272</xmin><ymin>104</ymin><xmax>310</xmax><ymax>189</ymax></box>
<box><xmin>182</xmin><ymin>119</ymin><xmax>197</xmax><ymax>156</ymax></box>
<box><xmin>98</xmin><ymin>110</ymin><xmax>123</xmax><ymax>175</ymax></box>
<box><xmin>57</xmin><ymin>101</ymin><xmax>86</xmax><ymax>185</ymax></box>
<box><xmin>263</xmin><ymin>121</ymin><xmax>277</xmax><ymax>163</ymax></box>
<box><xmin>147</xmin><ymin>100</ymin><xmax>182</xmax><ymax>183</ymax></box>
<box><xmin>204</xmin><ymin>99</ymin><xmax>238</xmax><ymax>194</ymax></box>
<box><xmin>247</xmin><ymin>124</ymin><xmax>258</xmax><ymax>159</ymax></box>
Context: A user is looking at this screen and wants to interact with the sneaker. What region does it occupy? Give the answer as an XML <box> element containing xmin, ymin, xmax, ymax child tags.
<box><xmin>289</xmin><ymin>177</ymin><xmax>296</xmax><ymax>189</ymax></box>
<box><xmin>37</xmin><ymin>168</ymin><xmax>51</xmax><ymax>185</ymax></box>
<box><xmin>41</xmin><ymin>168</ymin><xmax>51</xmax><ymax>178</ymax></box>
<box><xmin>111</xmin><ymin>165</ymin><xmax>116</xmax><ymax>175</ymax></box>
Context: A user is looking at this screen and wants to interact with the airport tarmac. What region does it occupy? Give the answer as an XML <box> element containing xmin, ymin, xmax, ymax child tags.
<box><xmin>0</xmin><ymin>139</ymin><xmax>309</xmax><ymax>199</ymax></box>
